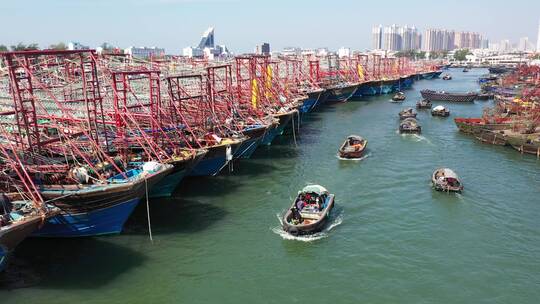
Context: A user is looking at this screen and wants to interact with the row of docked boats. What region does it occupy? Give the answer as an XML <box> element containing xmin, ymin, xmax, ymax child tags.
<box><xmin>454</xmin><ymin>65</ymin><xmax>540</xmax><ymax>157</ymax></box>
<box><xmin>0</xmin><ymin>50</ymin><xmax>445</xmax><ymax>271</ymax></box>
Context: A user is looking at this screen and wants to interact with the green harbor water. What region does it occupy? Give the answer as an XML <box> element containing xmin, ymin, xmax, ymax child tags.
<box><xmin>2</xmin><ymin>68</ymin><xmax>540</xmax><ymax>303</ymax></box>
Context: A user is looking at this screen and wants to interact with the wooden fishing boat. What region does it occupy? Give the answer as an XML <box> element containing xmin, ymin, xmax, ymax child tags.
<box><xmin>399</xmin><ymin>108</ymin><xmax>417</xmax><ymax>120</ymax></box>
<box><xmin>431</xmin><ymin>105</ymin><xmax>450</xmax><ymax>117</ymax></box>
<box><xmin>1</xmin><ymin>198</ymin><xmax>58</xmax><ymax>272</ymax></box>
<box><xmin>504</xmin><ymin>132</ymin><xmax>540</xmax><ymax>156</ymax></box>
<box><xmin>432</xmin><ymin>168</ymin><xmax>463</xmax><ymax>193</ymax></box>
<box><xmin>391</xmin><ymin>91</ymin><xmax>406</xmax><ymax>102</ymax></box>
<box><xmin>399</xmin><ymin>118</ymin><xmax>421</xmax><ymax>134</ymax></box>
<box><xmin>474</xmin><ymin>129</ymin><xmax>508</xmax><ymax>146</ymax></box>
<box><xmin>453</xmin><ymin>117</ymin><xmax>515</xmax><ymax>134</ymax></box>
<box><xmin>442</xmin><ymin>74</ymin><xmax>452</xmax><ymax>80</ymax></box>
<box><xmin>33</xmin><ymin>162</ymin><xmax>173</xmax><ymax>237</ymax></box>
<box><xmin>421</xmin><ymin>89</ymin><xmax>477</xmax><ymax>102</ymax></box>
<box><xmin>338</xmin><ymin>135</ymin><xmax>367</xmax><ymax>159</ymax></box>
<box><xmin>282</xmin><ymin>185</ymin><xmax>335</xmax><ymax>236</ymax></box>
<box><xmin>416</xmin><ymin>99</ymin><xmax>432</xmax><ymax>109</ymax></box>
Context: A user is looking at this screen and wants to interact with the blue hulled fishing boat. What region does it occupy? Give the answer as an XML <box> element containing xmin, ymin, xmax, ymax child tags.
<box><xmin>188</xmin><ymin>137</ymin><xmax>244</xmax><ymax>176</ymax></box>
<box><xmin>33</xmin><ymin>162</ymin><xmax>173</xmax><ymax>237</ymax></box>
<box><xmin>421</xmin><ymin>71</ymin><xmax>443</xmax><ymax>80</ymax></box>
<box><xmin>325</xmin><ymin>83</ymin><xmax>358</xmax><ymax>102</ymax></box>
<box><xmin>260</xmin><ymin>109</ymin><xmax>298</xmax><ymax>145</ymax></box>
<box><xmin>234</xmin><ymin>124</ymin><xmax>269</xmax><ymax>159</ymax></box>
<box><xmin>298</xmin><ymin>88</ymin><xmax>324</xmax><ymax>114</ymax></box>
<box><xmin>149</xmin><ymin>149</ymin><xmax>207</xmax><ymax>198</ymax></box>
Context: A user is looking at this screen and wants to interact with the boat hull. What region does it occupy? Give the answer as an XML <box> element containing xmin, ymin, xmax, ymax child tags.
<box><xmin>421</xmin><ymin>90</ymin><xmax>477</xmax><ymax>102</ymax></box>
<box><xmin>235</xmin><ymin>125</ymin><xmax>267</xmax><ymax>159</ymax></box>
<box><xmin>1</xmin><ymin>216</ymin><xmax>43</xmax><ymax>271</ymax></box>
<box><xmin>189</xmin><ymin>142</ymin><xmax>242</xmax><ymax>176</ymax></box>
<box><xmin>282</xmin><ymin>194</ymin><xmax>335</xmax><ymax>235</ymax></box>
<box><xmin>33</xmin><ymin>198</ymin><xmax>140</xmax><ymax>237</ymax></box>
<box><xmin>325</xmin><ymin>84</ymin><xmax>357</xmax><ymax>102</ymax></box>
<box><xmin>34</xmin><ymin>165</ymin><xmax>172</xmax><ymax>237</ymax></box>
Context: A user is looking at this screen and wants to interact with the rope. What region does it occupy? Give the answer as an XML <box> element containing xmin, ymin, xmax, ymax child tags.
<box><xmin>291</xmin><ymin>111</ymin><xmax>297</xmax><ymax>147</ymax></box>
<box><xmin>145</xmin><ymin>178</ymin><xmax>153</xmax><ymax>243</ymax></box>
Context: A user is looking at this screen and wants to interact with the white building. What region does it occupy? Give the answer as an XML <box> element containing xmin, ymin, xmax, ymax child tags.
<box><xmin>67</xmin><ymin>41</ymin><xmax>89</xmax><ymax>50</ymax></box>
<box><xmin>124</xmin><ymin>46</ymin><xmax>165</xmax><ymax>58</ymax></box>
<box><xmin>338</xmin><ymin>47</ymin><xmax>351</xmax><ymax>58</ymax></box>
<box><xmin>536</xmin><ymin>19</ymin><xmax>540</xmax><ymax>52</ymax></box>
<box><xmin>183</xmin><ymin>27</ymin><xmax>230</xmax><ymax>59</ymax></box>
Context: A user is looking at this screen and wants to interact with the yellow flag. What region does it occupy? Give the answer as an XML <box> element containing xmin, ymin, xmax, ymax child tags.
<box><xmin>265</xmin><ymin>66</ymin><xmax>273</xmax><ymax>99</ymax></box>
<box><xmin>357</xmin><ymin>64</ymin><xmax>364</xmax><ymax>81</ymax></box>
<box><xmin>251</xmin><ymin>79</ymin><xmax>258</xmax><ymax>109</ymax></box>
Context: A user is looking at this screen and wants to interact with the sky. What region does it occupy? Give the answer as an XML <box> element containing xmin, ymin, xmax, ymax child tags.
<box><xmin>1</xmin><ymin>0</ymin><xmax>539</xmax><ymax>53</ymax></box>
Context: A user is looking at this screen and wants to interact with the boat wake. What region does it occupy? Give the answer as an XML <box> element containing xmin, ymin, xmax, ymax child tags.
<box><xmin>399</xmin><ymin>133</ymin><xmax>433</xmax><ymax>145</ymax></box>
<box><xmin>271</xmin><ymin>210</ymin><xmax>343</xmax><ymax>242</ymax></box>
<box><xmin>336</xmin><ymin>153</ymin><xmax>371</xmax><ymax>161</ymax></box>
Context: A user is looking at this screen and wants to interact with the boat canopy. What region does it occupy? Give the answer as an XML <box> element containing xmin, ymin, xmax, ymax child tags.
<box><xmin>402</xmin><ymin>117</ymin><xmax>418</xmax><ymax>125</ymax></box>
<box><xmin>300</xmin><ymin>185</ymin><xmax>328</xmax><ymax>196</ymax></box>
<box><xmin>347</xmin><ymin>135</ymin><xmax>364</xmax><ymax>141</ymax></box>
<box><xmin>433</xmin><ymin>105</ymin><xmax>446</xmax><ymax>111</ymax></box>
<box><xmin>439</xmin><ymin>168</ymin><xmax>459</xmax><ymax>179</ymax></box>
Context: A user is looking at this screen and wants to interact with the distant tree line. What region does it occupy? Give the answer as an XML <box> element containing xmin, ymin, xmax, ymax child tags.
<box><xmin>0</xmin><ymin>42</ymin><xmax>72</xmax><ymax>52</ymax></box>
<box><xmin>453</xmin><ymin>49</ymin><xmax>471</xmax><ymax>61</ymax></box>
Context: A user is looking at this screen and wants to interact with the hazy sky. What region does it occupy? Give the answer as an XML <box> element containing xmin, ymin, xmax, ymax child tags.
<box><xmin>1</xmin><ymin>0</ymin><xmax>539</xmax><ymax>53</ymax></box>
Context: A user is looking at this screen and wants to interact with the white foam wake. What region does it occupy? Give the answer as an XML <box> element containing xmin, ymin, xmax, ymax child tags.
<box><xmin>336</xmin><ymin>153</ymin><xmax>371</xmax><ymax>161</ymax></box>
<box><xmin>272</xmin><ymin>210</ymin><xmax>343</xmax><ymax>242</ymax></box>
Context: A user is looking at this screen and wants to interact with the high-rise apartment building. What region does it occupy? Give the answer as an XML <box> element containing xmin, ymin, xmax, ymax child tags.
<box><xmin>372</xmin><ymin>25</ymin><xmax>383</xmax><ymax>50</ymax></box>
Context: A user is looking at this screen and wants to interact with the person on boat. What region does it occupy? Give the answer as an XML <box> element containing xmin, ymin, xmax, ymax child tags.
<box><xmin>296</xmin><ymin>196</ymin><xmax>306</xmax><ymax>211</ymax></box>
<box><xmin>291</xmin><ymin>207</ymin><xmax>302</xmax><ymax>224</ymax></box>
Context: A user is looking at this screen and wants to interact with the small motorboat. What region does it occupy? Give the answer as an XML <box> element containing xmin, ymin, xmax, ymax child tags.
<box><xmin>338</xmin><ymin>135</ymin><xmax>367</xmax><ymax>159</ymax></box>
<box><xmin>399</xmin><ymin>117</ymin><xmax>421</xmax><ymax>134</ymax></box>
<box><xmin>431</xmin><ymin>105</ymin><xmax>450</xmax><ymax>117</ymax></box>
<box><xmin>432</xmin><ymin>168</ymin><xmax>463</xmax><ymax>192</ymax></box>
<box><xmin>442</xmin><ymin>74</ymin><xmax>452</xmax><ymax>80</ymax></box>
<box><xmin>282</xmin><ymin>185</ymin><xmax>335</xmax><ymax>236</ymax></box>
<box><xmin>416</xmin><ymin>99</ymin><xmax>432</xmax><ymax>109</ymax></box>
<box><xmin>399</xmin><ymin>108</ymin><xmax>417</xmax><ymax>120</ymax></box>
<box><xmin>462</xmin><ymin>67</ymin><xmax>470</xmax><ymax>72</ymax></box>
<box><xmin>391</xmin><ymin>92</ymin><xmax>406</xmax><ymax>102</ymax></box>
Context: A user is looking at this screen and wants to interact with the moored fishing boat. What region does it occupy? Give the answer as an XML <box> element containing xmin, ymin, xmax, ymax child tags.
<box><xmin>421</xmin><ymin>71</ymin><xmax>443</xmax><ymax>79</ymax></box>
<box><xmin>431</xmin><ymin>105</ymin><xmax>450</xmax><ymax>117</ymax></box>
<box><xmin>298</xmin><ymin>88</ymin><xmax>324</xmax><ymax>113</ymax></box>
<box><xmin>338</xmin><ymin>135</ymin><xmax>367</xmax><ymax>159</ymax></box>
<box><xmin>474</xmin><ymin>129</ymin><xmax>508</xmax><ymax>146</ymax></box>
<box><xmin>188</xmin><ymin>136</ymin><xmax>245</xmax><ymax>176</ymax></box>
<box><xmin>325</xmin><ymin>83</ymin><xmax>358</xmax><ymax>102</ymax></box>
<box><xmin>399</xmin><ymin>108</ymin><xmax>417</xmax><ymax>120</ymax></box>
<box><xmin>421</xmin><ymin>89</ymin><xmax>477</xmax><ymax>102</ymax></box>
<box><xmin>149</xmin><ymin>149</ymin><xmax>207</xmax><ymax>198</ymax></box>
<box><xmin>235</xmin><ymin>124</ymin><xmax>269</xmax><ymax>159</ymax></box>
<box><xmin>33</xmin><ymin>162</ymin><xmax>173</xmax><ymax>237</ymax></box>
<box><xmin>259</xmin><ymin>108</ymin><xmax>298</xmax><ymax>145</ymax></box>
<box><xmin>1</xmin><ymin>199</ymin><xmax>58</xmax><ymax>271</ymax></box>
<box><xmin>399</xmin><ymin>118</ymin><xmax>421</xmax><ymax>134</ymax></box>
<box><xmin>282</xmin><ymin>185</ymin><xmax>335</xmax><ymax>236</ymax></box>
<box><xmin>476</xmin><ymin>92</ymin><xmax>494</xmax><ymax>100</ymax></box>
<box><xmin>432</xmin><ymin>168</ymin><xmax>463</xmax><ymax>192</ymax></box>
<box><xmin>453</xmin><ymin>117</ymin><xmax>516</xmax><ymax>134</ymax></box>
<box><xmin>416</xmin><ymin>99</ymin><xmax>432</xmax><ymax>109</ymax></box>
<box><xmin>504</xmin><ymin>132</ymin><xmax>540</xmax><ymax>156</ymax></box>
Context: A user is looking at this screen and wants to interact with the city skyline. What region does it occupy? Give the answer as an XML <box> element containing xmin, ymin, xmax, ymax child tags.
<box><xmin>1</xmin><ymin>0</ymin><xmax>540</xmax><ymax>53</ymax></box>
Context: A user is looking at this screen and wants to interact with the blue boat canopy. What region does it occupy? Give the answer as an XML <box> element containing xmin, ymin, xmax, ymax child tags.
<box><xmin>300</xmin><ymin>185</ymin><xmax>328</xmax><ymax>196</ymax></box>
